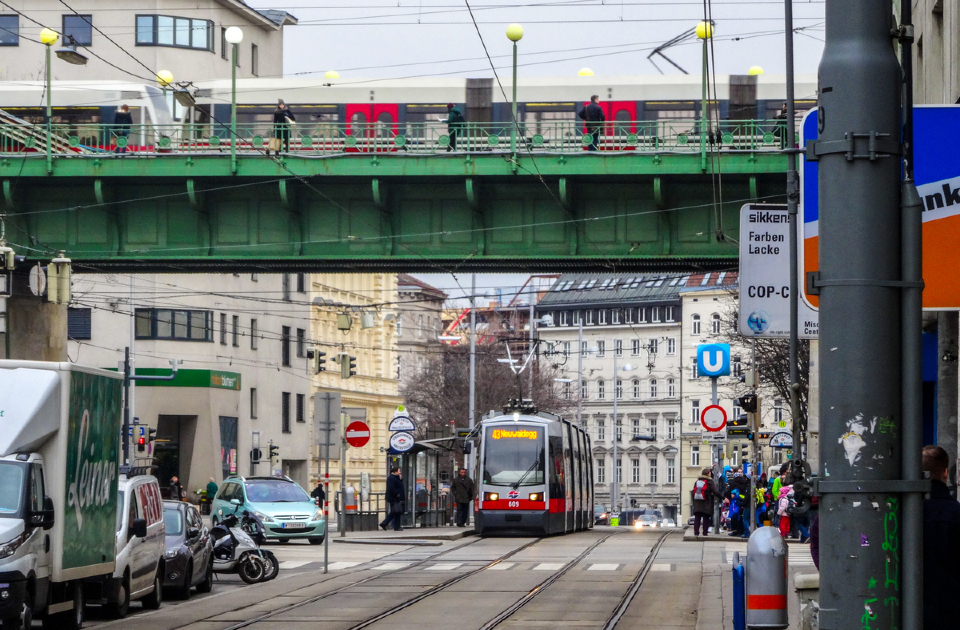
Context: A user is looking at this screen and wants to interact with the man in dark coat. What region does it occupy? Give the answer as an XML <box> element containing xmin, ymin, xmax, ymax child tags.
<box><xmin>923</xmin><ymin>445</ymin><xmax>960</xmax><ymax>628</ymax></box>
<box><xmin>310</xmin><ymin>481</ymin><xmax>326</xmax><ymax>505</ymax></box>
<box><xmin>450</xmin><ymin>468</ymin><xmax>475</xmax><ymax>527</ymax></box>
<box><xmin>578</xmin><ymin>95</ymin><xmax>605</xmax><ymax>151</ymax></box>
<box><xmin>169</xmin><ymin>475</ymin><xmax>184</xmax><ymax>501</ymax></box>
<box><xmin>379</xmin><ymin>467</ymin><xmax>405</xmax><ymax>531</ymax></box>
<box><xmin>113</xmin><ymin>104</ymin><xmax>133</xmax><ymax>154</ymax></box>
<box><xmin>439</xmin><ymin>103</ymin><xmax>465</xmax><ymax>151</ymax></box>
<box><xmin>691</xmin><ymin>468</ymin><xmax>722</xmax><ymax>536</ymax></box>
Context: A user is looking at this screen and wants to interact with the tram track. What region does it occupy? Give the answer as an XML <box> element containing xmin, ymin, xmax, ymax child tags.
<box><xmin>602</xmin><ymin>530</ymin><xmax>675</xmax><ymax>630</ymax></box>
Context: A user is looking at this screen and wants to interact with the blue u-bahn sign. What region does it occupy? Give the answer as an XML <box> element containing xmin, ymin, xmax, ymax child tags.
<box><xmin>697</xmin><ymin>344</ymin><xmax>731</xmax><ymax>377</ymax></box>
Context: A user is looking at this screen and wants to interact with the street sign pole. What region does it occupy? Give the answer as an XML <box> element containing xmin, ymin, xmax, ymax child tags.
<box><xmin>313</xmin><ymin>391</ymin><xmax>340</xmax><ymax>573</ymax></box>
<box><xmin>711</xmin><ymin>376</ymin><xmax>721</xmax><ymax>533</ymax></box>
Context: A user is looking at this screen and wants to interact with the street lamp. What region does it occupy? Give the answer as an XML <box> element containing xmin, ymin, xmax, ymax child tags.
<box><xmin>40</xmin><ymin>28</ymin><xmax>59</xmax><ymax>174</ymax></box>
<box><xmin>610</xmin><ymin>354</ymin><xmax>637</xmax><ymax>513</ymax></box>
<box><xmin>55</xmin><ymin>35</ymin><xmax>88</xmax><ymax>66</ymax></box>
<box><xmin>224</xmin><ymin>26</ymin><xmax>244</xmax><ymax>173</ymax></box>
<box><xmin>696</xmin><ymin>20</ymin><xmax>713</xmax><ymax>171</ymax></box>
<box><xmin>506</xmin><ymin>23</ymin><xmax>523</xmax><ymax>170</ymax></box>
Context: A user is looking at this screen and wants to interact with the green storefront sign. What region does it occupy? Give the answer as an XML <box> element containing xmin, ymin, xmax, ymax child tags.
<box><xmin>63</xmin><ymin>371</ymin><xmax>122</xmax><ymax>571</ymax></box>
<box><xmin>106</xmin><ymin>368</ymin><xmax>241</xmax><ymax>391</ymax></box>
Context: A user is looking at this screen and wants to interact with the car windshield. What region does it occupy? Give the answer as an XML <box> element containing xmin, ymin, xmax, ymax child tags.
<box><xmin>482</xmin><ymin>425</ymin><xmax>544</xmax><ymax>486</ymax></box>
<box><xmin>0</xmin><ymin>462</ymin><xmax>25</xmax><ymax>517</ymax></box>
<box><xmin>245</xmin><ymin>480</ymin><xmax>310</xmax><ymax>503</ymax></box>
<box><xmin>594</xmin><ymin>506</ymin><xmax>604</xmax><ymax>514</ymax></box>
<box><xmin>639</xmin><ymin>515</ymin><xmax>657</xmax><ymax>523</ymax></box>
<box><xmin>163</xmin><ymin>508</ymin><xmax>183</xmax><ymax>537</ymax></box>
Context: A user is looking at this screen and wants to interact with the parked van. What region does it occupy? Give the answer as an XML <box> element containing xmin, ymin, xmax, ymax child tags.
<box><xmin>106</xmin><ymin>474</ymin><xmax>165</xmax><ymax>617</ymax></box>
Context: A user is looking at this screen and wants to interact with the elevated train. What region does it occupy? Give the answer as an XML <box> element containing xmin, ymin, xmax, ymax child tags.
<box><xmin>473</xmin><ymin>405</ymin><xmax>593</xmax><ymax>536</ymax></box>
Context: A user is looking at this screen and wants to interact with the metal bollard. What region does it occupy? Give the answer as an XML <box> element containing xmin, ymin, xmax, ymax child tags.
<box><xmin>732</xmin><ymin>551</ymin><xmax>746</xmax><ymax>630</ymax></box>
<box><xmin>745</xmin><ymin>526</ymin><xmax>788</xmax><ymax>629</ymax></box>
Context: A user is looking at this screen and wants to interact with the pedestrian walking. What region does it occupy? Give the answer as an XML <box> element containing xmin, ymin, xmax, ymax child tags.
<box><xmin>311</xmin><ymin>481</ymin><xmax>326</xmax><ymax>506</ymax></box>
<box><xmin>169</xmin><ymin>475</ymin><xmax>184</xmax><ymax>501</ymax></box>
<box><xmin>379</xmin><ymin>467</ymin><xmax>405</xmax><ymax>532</ymax></box>
<box><xmin>691</xmin><ymin>468</ymin><xmax>722</xmax><ymax>536</ymax></box>
<box><xmin>113</xmin><ymin>104</ymin><xmax>133</xmax><ymax>154</ymax></box>
<box><xmin>451</xmin><ymin>468</ymin><xmax>475</xmax><ymax>527</ymax></box>
<box><xmin>922</xmin><ymin>445</ymin><xmax>960</xmax><ymax>627</ymax></box>
<box><xmin>268</xmin><ymin>99</ymin><xmax>296</xmax><ymax>155</ymax></box>
<box><xmin>578</xmin><ymin>95</ymin><xmax>605</xmax><ymax>151</ymax></box>
<box><xmin>776</xmin><ymin>485</ymin><xmax>792</xmax><ymax>537</ymax></box>
<box><xmin>438</xmin><ymin>103</ymin><xmax>465</xmax><ymax>151</ymax></box>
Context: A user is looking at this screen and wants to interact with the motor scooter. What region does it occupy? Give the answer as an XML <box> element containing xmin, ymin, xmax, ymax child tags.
<box><xmin>238</xmin><ymin>510</ymin><xmax>279</xmax><ymax>581</ymax></box>
<box><xmin>210</xmin><ymin>512</ymin><xmax>267</xmax><ymax>584</ymax></box>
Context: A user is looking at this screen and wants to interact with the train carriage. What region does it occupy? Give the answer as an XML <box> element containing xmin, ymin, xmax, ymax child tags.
<box><xmin>474</xmin><ymin>406</ymin><xmax>593</xmax><ymax>536</ymax></box>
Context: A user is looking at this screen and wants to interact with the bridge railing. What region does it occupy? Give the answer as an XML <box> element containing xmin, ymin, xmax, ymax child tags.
<box><xmin>0</xmin><ymin>119</ymin><xmax>790</xmax><ymax>157</ymax></box>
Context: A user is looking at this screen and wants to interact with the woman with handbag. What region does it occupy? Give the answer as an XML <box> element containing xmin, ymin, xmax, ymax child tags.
<box><xmin>268</xmin><ymin>99</ymin><xmax>296</xmax><ymax>155</ymax></box>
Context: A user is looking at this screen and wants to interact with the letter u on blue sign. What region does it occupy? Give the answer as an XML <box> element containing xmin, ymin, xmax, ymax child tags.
<box><xmin>697</xmin><ymin>344</ymin><xmax>731</xmax><ymax>377</ymax></box>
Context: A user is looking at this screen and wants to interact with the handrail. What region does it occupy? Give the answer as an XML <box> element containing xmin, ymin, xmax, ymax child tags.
<box><xmin>0</xmin><ymin>119</ymin><xmax>791</xmax><ymax>157</ymax></box>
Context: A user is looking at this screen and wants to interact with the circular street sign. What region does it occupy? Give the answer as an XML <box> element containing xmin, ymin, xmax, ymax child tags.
<box><xmin>345</xmin><ymin>421</ymin><xmax>371</xmax><ymax>448</ymax></box>
<box><xmin>389</xmin><ymin>431</ymin><xmax>415</xmax><ymax>453</ymax></box>
<box><xmin>700</xmin><ymin>405</ymin><xmax>727</xmax><ymax>432</ymax></box>
<box><xmin>778</xmin><ymin>420</ymin><xmax>787</xmax><ymax>428</ymax></box>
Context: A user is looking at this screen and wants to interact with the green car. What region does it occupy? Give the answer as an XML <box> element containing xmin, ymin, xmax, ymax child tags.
<box><xmin>211</xmin><ymin>476</ymin><xmax>325</xmax><ymax>544</ymax></box>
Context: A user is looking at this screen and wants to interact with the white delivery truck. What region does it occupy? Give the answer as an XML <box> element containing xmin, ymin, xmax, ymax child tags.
<box><xmin>0</xmin><ymin>361</ymin><xmax>124</xmax><ymax>630</ymax></box>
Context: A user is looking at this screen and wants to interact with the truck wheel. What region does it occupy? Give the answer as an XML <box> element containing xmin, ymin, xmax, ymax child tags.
<box><xmin>1</xmin><ymin>602</ymin><xmax>31</xmax><ymax>630</ymax></box>
<box><xmin>43</xmin><ymin>583</ymin><xmax>83</xmax><ymax>630</ymax></box>
<box><xmin>141</xmin><ymin>570</ymin><xmax>163</xmax><ymax>610</ymax></box>
<box><xmin>106</xmin><ymin>573</ymin><xmax>130</xmax><ymax>619</ymax></box>
<box><xmin>196</xmin><ymin>558</ymin><xmax>214</xmax><ymax>594</ymax></box>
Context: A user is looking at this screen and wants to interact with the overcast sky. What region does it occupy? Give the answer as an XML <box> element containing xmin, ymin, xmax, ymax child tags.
<box><xmin>252</xmin><ymin>0</ymin><xmax>826</xmax><ymax>80</ymax></box>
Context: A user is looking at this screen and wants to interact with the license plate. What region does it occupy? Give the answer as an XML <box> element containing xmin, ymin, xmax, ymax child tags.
<box><xmin>281</xmin><ymin>522</ymin><xmax>307</xmax><ymax>529</ymax></box>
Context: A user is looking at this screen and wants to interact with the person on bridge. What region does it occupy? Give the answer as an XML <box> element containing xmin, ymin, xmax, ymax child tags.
<box><xmin>691</xmin><ymin>468</ymin><xmax>722</xmax><ymax>536</ymax></box>
<box><xmin>113</xmin><ymin>104</ymin><xmax>133</xmax><ymax>154</ymax></box>
<box><xmin>439</xmin><ymin>103</ymin><xmax>465</xmax><ymax>151</ymax></box>
<box><xmin>451</xmin><ymin>468</ymin><xmax>475</xmax><ymax>527</ymax></box>
<box><xmin>379</xmin><ymin>467</ymin><xmax>405</xmax><ymax>531</ymax></box>
<box><xmin>269</xmin><ymin>99</ymin><xmax>296</xmax><ymax>155</ymax></box>
<box><xmin>578</xmin><ymin>95</ymin><xmax>605</xmax><ymax>151</ymax></box>
<box><xmin>922</xmin><ymin>444</ymin><xmax>960</xmax><ymax>627</ymax></box>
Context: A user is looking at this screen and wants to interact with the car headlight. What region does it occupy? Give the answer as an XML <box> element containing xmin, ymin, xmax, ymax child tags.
<box><xmin>312</xmin><ymin>509</ymin><xmax>324</xmax><ymax>521</ymax></box>
<box><xmin>0</xmin><ymin>533</ymin><xmax>28</xmax><ymax>560</ymax></box>
<box><xmin>635</xmin><ymin>521</ymin><xmax>642</xmax><ymax>529</ymax></box>
<box><xmin>252</xmin><ymin>510</ymin><xmax>275</xmax><ymax>523</ymax></box>
<box><xmin>164</xmin><ymin>548</ymin><xmax>180</xmax><ymax>560</ymax></box>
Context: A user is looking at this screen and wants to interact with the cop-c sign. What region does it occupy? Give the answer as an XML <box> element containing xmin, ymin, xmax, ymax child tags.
<box><xmin>697</xmin><ymin>344</ymin><xmax>731</xmax><ymax>377</ymax></box>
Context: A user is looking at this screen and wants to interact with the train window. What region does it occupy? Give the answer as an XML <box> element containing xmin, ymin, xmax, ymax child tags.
<box><xmin>0</xmin><ymin>15</ymin><xmax>18</xmax><ymax>46</ymax></box>
<box><xmin>549</xmin><ymin>435</ymin><xmax>564</xmax><ymax>500</ymax></box>
<box><xmin>376</xmin><ymin>111</ymin><xmax>393</xmax><ymax>138</ymax></box>
<box><xmin>482</xmin><ymin>426</ymin><xmax>543</xmax><ymax>486</ymax></box>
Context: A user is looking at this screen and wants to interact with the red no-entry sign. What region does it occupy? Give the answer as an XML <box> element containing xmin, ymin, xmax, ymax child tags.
<box><xmin>345</xmin><ymin>421</ymin><xmax>371</xmax><ymax>448</ymax></box>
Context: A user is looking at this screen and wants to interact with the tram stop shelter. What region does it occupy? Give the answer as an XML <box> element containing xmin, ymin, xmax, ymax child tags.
<box><xmin>394</xmin><ymin>439</ymin><xmax>457</xmax><ymax>529</ymax></box>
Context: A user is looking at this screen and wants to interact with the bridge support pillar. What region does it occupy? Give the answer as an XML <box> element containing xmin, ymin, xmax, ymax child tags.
<box><xmin>0</xmin><ymin>274</ymin><xmax>67</xmax><ymax>361</ymax></box>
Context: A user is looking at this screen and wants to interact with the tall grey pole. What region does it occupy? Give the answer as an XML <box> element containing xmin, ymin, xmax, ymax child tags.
<box><xmin>711</xmin><ymin>378</ymin><xmax>720</xmax><ymax>533</ymax></box>
<box><xmin>323</xmin><ymin>395</ymin><xmax>331</xmax><ymax>573</ymax></box>
<box><xmin>576</xmin><ymin>319</ymin><xmax>583</xmax><ymax>426</ymax></box>
<box><xmin>611</xmin><ymin>352</ymin><xmax>618</xmax><ymax>511</ymax></box>
<box><xmin>528</xmin><ymin>302</ymin><xmax>535</xmax><ymax>396</ymax></box>
<box><xmin>340</xmin><ymin>428</ymin><xmax>347</xmax><ymax>538</ymax></box>
<box><xmin>785</xmin><ymin>0</ymin><xmax>802</xmax><ymax>471</ymax></box>
<box><xmin>817</xmin><ymin>1</ymin><xmax>903</xmax><ymax>626</ymax></box>
<box><xmin>469</xmin><ymin>274</ymin><xmax>476</xmax><ymax>473</ymax></box>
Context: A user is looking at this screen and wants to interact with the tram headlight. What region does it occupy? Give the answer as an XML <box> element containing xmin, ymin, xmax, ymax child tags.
<box><xmin>484</xmin><ymin>492</ymin><xmax>499</xmax><ymax>501</ymax></box>
<box><xmin>528</xmin><ymin>493</ymin><xmax>542</xmax><ymax>501</ymax></box>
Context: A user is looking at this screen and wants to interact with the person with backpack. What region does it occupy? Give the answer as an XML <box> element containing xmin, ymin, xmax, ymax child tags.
<box><xmin>439</xmin><ymin>103</ymin><xmax>466</xmax><ymax>151</ymax></box>
<box><xmin>777</xmin><ymin>485</ymin><xmax>792</xmax><ymax>537</ymax></box>
<box><xmin>578</xmin><ymin>95</ymin><xmax>605</xmax><ymax>150</ymax></box>
<box><xmin>691</xmin><ymin>468</ymin><xmax>722</xmax><ymax>536</ymax></box>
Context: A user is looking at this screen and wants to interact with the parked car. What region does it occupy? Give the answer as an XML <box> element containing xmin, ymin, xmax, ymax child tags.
<box><xmin>211</xmin><ymin>476</ymin><xmax>325</xmax><ymax>544</ymax></box>
<box><xmin>662</xmin><ymin>518</ymin><xmax>677</xmax><ymax>528</ymax></box>
<box><xmin>594</xmin><ymin>505</ymin><xmax>608</xmax><ymax>525</ymax></box>
<box><xmin>109</xmin><ymin>474</ymin><xmax>166</xmax><ymax>617</ymax></box>
<box><xmin>162</xmin><ymin>501</ymin><xmax>214</xmax><ymax>599</ymax></box>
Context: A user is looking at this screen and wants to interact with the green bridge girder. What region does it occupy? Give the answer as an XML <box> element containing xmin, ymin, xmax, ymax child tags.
<box><xmin>1</xmin><ymin>152</ymin><xmax>788</xmax><ymax>272</ymax></box>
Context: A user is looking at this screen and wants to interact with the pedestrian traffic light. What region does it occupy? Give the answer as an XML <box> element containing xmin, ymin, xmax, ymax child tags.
<box><xmin>147</xmin><ymin>427</ymin><xmax>157</xmax><ymax>443</ymax></box>
<box><xmin>137</xmin><ymin>436</ymin><xmax>146</xmax><ymax>452</ymax></box>
<box><xmin>736</xmin><ymin>393</ymin><xmax>758</xmax><ymax>413</ymax></box>
<box><xmin>251</xmin><ymin>447</ymin><xmax>262</xmax><ymax>463</ymax></box>
<box><xmin>269</xmin><ymin>443</ymin><xmax>279</xmax><ymax>461</ymax></box>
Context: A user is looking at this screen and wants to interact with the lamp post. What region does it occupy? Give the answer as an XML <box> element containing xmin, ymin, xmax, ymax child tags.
<box><xmin>610</xmin><ymin>353</ymin><xmax>637</xmax><ymax>512</ymax></box>
<box><xmin>695</xmin><ymin>20</ymin><xmax>713</xmax><ymax>172</ymax></box>
<box><xmin>224</xmin><ymin>26</ymin><xmax>244</xmax><ymax>174</ymax></box>
<box><xmin>506</xmin><ymin>23</ymin><xmax>523</xmax><ymax>172</ymax></box>
<box><xmin>40</xmin><ymin>28</ymin><xmax>58</xmax><ymax>174</ymax></box>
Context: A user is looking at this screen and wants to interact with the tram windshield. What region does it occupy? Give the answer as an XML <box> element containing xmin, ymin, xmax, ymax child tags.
<box><xmin>483</xmin><ymin>425</ymin><xmax>544</xmax><ymax>486</ymax></box>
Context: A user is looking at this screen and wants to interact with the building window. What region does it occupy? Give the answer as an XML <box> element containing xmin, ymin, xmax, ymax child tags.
<box><xmin>597</xmin><ymin>380</ymin><xmax>605</xmax><ymax>400</ymax></box>
<box><xmin>282</xmin><ymin>392</ymin><xmax>291</xmax><ymax>433</ymax></box>
<box><xmin>667</xmin><ymin>458</ymin><xmax>676</xmax><ymax>483</ymax></box>
<box><xmin>691</xmin><ymin>358</ymin><xmax>699</xmax><ymax>379</ymax></box>
<box><xmin>282</xmin><ymin>274</ymin><xmax>291</xmax><ymax>301</ymax></box>
<box><xmin>572</xmin><ymin>310</ymin><xmax>581</xmax><ymax>325</ymax></box>
<box><xmin>581</xmin><ymin>340</ymin><xmax>588</xmax><ymax>357</ymax></box>
<box><xmin>774</xmin><ymin>399</ymin><xmax>784</xmax><ymax>423</ymax></box>
<box><xmin>135</xmin><ymin>15</ymin><xmax>213</xmax><ymax>50</ymax></box>
<box><xmin>221</xmin><ymin>27</ymin><xmax>227</xmax><ymax>59</ymax></box>
<box><xmin>281</xmin><ymin>326</ymin><xmax>291</xmax><ymax>366</ymax></box>
<box><xmin>598</xmin><ymin>309</ymin><xmax>607</xmax><ymax>325</ymax></box>
<box><xmin>625</xmin><ymin>308</ymin><xmax>635</xmax><ymax>324</ymax></box>
<box><xmin>581</xmin><ymin>379</ymin><xmax>588</xmax><ymax>399</ymax></box>
<box><xmin>712</xmin><ymin>313</ymin><xmax>721</xmax><ymax>335</ymax></box>
<box><xmin>232</xmin><ymin>315</ymin><xmax>239</xmax><ymax>347</ymax></box>
<box><xmin>0</xmin><ymin>15</ymin><xmax>19</xmax><ymax>46</ymax></box>
<box><xmin>417</xmin><ymin>314</ymin><xmax>424</xmax><ymax>338</ymax></box>
<box><xmin>648</xmin><ymin>418</ymin><xmax>657</xmax><ymax>440</ymax></box>
<box><xmin>616</xmin><ymin>417</ymin><xmax>622</xmax><ymax>442</ymax></box>
<box><xmin>614</xmin><ymin>339</ymin><xmax>623</xmax><ymax>357</ymax></box>
<box><xmin>691</xmin><ymin>445</ymin><xmax>700</xmax><ymax>466</ymax></box>
<box><xmin>296</xmin><ymin>328</ymin><xmax>306</xmax><ymax>357</ymax></box>
<box><xmin>562</xmin><ymin>381</ymin><xmax>571</xmax><ymax>399</ymax></box>
<box><xmin>666</xmin><ymin>337</ymin><xmax>676</xmax><ymax>355</ymax></box>
<box><xmin>615</xmin><ymin>379</ymin><xmax>623</xmax><ymax>400</ymax></box>
<box><xmin>612</xmin><ymin>309</ymin><xmax>620</xmax><ymax>324</ymax></box>
<box><xmin>296</xmin><ymin>393</ymin><xmax>305</xmax><ymax>423</ymax></box>
<box><xmin>252</xmin><ymin>43</ymin><xmax>259</xmax><ymax>76</ymax></box>
<box><xmin>596</xmin><ymin>340</ymin><xmax>605</xmax><ymax>356</ymax></box>
<box><xmin>63</xmin><ymin>15</ymin><xmax>93</xmax><ymax>46</ymax></box>
<box><xmin>649</xmin><ymin>379</ymin><xmax>658</xmax><ymax>399</ymax></box>
<box><xmin>136</xmin><ymin>309</ymin><xmax>213</xmax><ymax>341</ymax></box>
<box><xmin>649</xmin><ymin>338</ymin><xmax>658</xmax><ymax>355</ymax></box>
<box><xmin>251</xmin><ymin>319</ymin><xmax>258</xmax><ymax>350</ymax></box>
<box><xmin>616</xmin><ymin>458</ymin><xmax>622</xmax><ymax>483</ymax></box>
<box><xmin>597</xmin><ymin>418</ymin><xmax>605</xmax><ymax>441</ymax></box>
<box><xmin>667</xmin><ymin>418</ymin><xmax>676</xmax><ymax>440</ymax></box>
<box><xmin>691</xmin><ymin>400</ymin><xmax>700</xmax><ymax>424</ymax></box>
<box><xmin>632</xmin><ymin>459</ymin><xmax>641</xmax><ymax>484</ymax></box>
<box><xmin>251</xmin><ymin>273</ymin><xmax>258</xmax><ymax>282</ymax></box>
<box><xmin>632</xmin><ymin>417</ymin><xmax>640</xmax><ymax>437</ymax></box>
<box><xmin>250</xmin><ymin>388</ymin><xmax>258</xmax><ymax>419</ymax></box>
<box><xmin>649</xmin><ymin>459</ymin><xmax>658</xmax><ymax>484</ymax></box>
<box><xmin>632</xmin><ymin>339</ymin><xmax>641</xmax><ymax>355</ymax></box>
<box><xmin>296</xmin><ymin>272</ymin><xmax>305</xmax><ymax>293</ymax></box>
<box><xmin>652</xmin><ymin>307</ymin><xmax>661</xmax><ymax>323</ymax></box>
<box><xmin>586</xmin><ymin>310</ymin><xmax>594</xmax><ymax>325</ymax></box>
<box><xmin>667</xmin><ymin>378</ymin><xmax>676</xmax><ymax>398</ymax></box>
<box><xmin>732</xmin><ymin>355</ymin><xmax>742</xmax><ymax>377</ymax></box>
<box><xmin>665</xmin><ymin>306</ymin><xmax>674</xmax><ymax>321</ymax></box>
<box><xmin>562</xmin><ymin>341</ymin><xmax>570</xmax><ymax>357</ymax></box>
<box><xmin>632</xmin><ymin>379</ymin><xmax>640</xmax><ymax>398</ymax></box>
<box><xmin>67</xmin><ymin>307</ymin><xmax>92</xmax><ymax>340</ymax></box>
<box><xmin>597</xmin><ymin>460</ymin><xmax>605</xmax><ymax>484</ymax></box>
<box><xmin>692</xmin><ymin>314</ymin><xmax>701</xmax><ymax>335</ymax></box>
<box><xmin>560</xmin><ymin>311</ymin><xmax>569</xmax><ymax>326</ymax></box>
<box><xmin>220</xmin><ymin>313</ymin><xmax>227</xmax><ymax>345</ymax></box>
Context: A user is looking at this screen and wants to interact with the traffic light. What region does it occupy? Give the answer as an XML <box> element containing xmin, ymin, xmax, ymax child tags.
<box><xmin>147</xmin><ymin>427</ymin><xmax>157</xmax><ymax>444</ymax></box>
<box><xmin>731</xmin><ymin>413</ymin><xmax>749</xmax><ymax>427</ymax></box>
<box><xmin>251</xmin><ymin>447</ymin><xmax>262</xmax><ymax>463</ymax></box>
<box><xmin>339</xmin><ymin>352</ymin><xmax>357</xmax><ymax>379</ymax></box>
<box><xmin>307</xmin><ymin>349</ymin><xmax>327</xmax><ymax>373</ymax></box>
<box><xmin>269</xmin><ymin>443</ymin><xmax>279</xmax><ymax>461</ymax></box>
<box><xmin>736</xmin><ymin>393</ymin><xmax>758</xmax><ymax>413</ymax></box>
<box><xmin>137</xmin><ymin>436</ymin><xmax>146</xmax><ymax>452</ymax></box>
